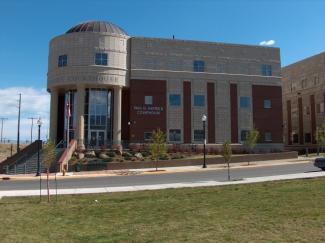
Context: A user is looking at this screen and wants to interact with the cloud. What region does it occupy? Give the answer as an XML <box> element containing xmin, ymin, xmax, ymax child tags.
<box><xmin>259</xmin><ymin>40</ymin><xmax>275</xmax><ymax>46</ymax></box>
<box><xmin>0</xmin><ymin>87</ymin><xmax>50</xmax><ymax>141</ymax></box>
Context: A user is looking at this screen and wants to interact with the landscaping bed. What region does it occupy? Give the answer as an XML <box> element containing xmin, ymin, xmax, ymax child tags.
<box><xmin>68</xmin><ymin>150</ymin><xmax>298</xmax><ymax>172</ymax></box>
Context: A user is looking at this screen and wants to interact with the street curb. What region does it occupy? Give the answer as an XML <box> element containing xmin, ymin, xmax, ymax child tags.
<box><xmin>1</xmin><ymin>171</ymin><xmax>325</xmax><ymax>198</ymax></box>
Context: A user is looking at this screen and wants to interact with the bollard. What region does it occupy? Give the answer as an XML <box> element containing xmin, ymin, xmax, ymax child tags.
<box><xmin>305</xmin><ymin>148</ymin><xmax>309</xmax><ymax>157</ymax></box>
<box><xmin>317</xmin><ymin>147</ymin><xmax>320</xmax><ymax>156</ymax></box>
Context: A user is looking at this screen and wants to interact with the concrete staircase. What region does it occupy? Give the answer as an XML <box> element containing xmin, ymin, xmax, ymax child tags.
<box><xmin>3</xmin><ymin>140</ymin><xmax>65</xmax><ymax>175</ymax></box>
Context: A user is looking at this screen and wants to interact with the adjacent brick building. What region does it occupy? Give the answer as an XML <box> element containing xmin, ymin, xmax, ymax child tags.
<box><xmin>282</xmin><ymin>52</ymin><xmax>325</xmax><ymax>147</ymax></box>
<box><xmin>48</xmin><ymin>21</ymin><xmax>283</xmax><ymax>150</ymax></box>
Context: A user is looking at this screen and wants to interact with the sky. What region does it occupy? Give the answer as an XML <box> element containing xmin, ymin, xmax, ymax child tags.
<box><xmin>0</xmin><ymin>0</ymin><xmax>324</xmax><ymax>140</ymax></box>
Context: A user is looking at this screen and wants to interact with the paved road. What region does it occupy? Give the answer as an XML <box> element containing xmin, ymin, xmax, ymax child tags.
<box><xmin>0</xmin><ymin>162</ymin><xmax>319</xmax><ymax>191</ymax></box>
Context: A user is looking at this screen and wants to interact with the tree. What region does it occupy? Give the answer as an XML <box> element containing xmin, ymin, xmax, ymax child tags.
<box><xmin>150</xmin><ymin>129</ymin><xmax>167</xmax><ymax>171</ymax></box>
<box><xmin>42</xmin><ymin>140</ymin><xmax>56</xmax><ymax>202</ymax></box>
<box><xmin>315</xmin><ymin>121</ymin><xmax>325</xmax><ymax>156</ymax></box>
<box><xmin>222</xmin><ymin>141</ymin><xmax>232</xmax><ymax>181</ymax></box>
<box><xmin>243</xmin><ymin>128</ymin><xmax>259</xmax><ymax>165</ymax></box>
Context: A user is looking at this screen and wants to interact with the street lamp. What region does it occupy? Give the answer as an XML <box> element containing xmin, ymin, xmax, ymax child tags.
<box><xmin>36</xmin><ymin>118</ymin><xmax>42</xmax><ymax>176</ymax></box>
<box><xmin>202</xmin><ymin>114</ymin><xmax>207</xmax><ymax>168</ymax></box>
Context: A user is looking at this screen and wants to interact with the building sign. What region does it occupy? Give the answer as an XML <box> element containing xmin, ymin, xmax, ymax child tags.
<box><xmin>133</xmin><ymin>106</ymin><xmax>164</xmax><ymax>115</ymax></box>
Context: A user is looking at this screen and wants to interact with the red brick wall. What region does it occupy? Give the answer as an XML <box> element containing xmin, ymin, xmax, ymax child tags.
<box><xmin>298</xmin><ymin>97</ymin><xmax>304</xmax><ymax>144</ymax></box>
<box><xmin>121</xmin><ymin>88</ymin><xmax>130</xmax><ymax>141</ymax></box>
<box><xmin>183</xmin><ymin>81</ymin><xmax>191</xmax><ymax>143</ymax></box>
<box><xmin>252</xmin><ymin>85</ymin><xmax>283</xmax><ymax>143</ymax></box>
<box><xmin>129</xmin><ymin>80</ymin><xmax>166</xmax><ymax>142</ymax></box>
<box><xmin>207</xmin><ymin>83</ymin><xmax>215</xmax><ymax>143</ymax></box>
<box><xmin>230</xmin><ymin>84</ymin><xmax>238</xmax><ymax>143</ymax></box>
<box><xmin>310</xmin><ymin>94</ymin><xmax>316</xmax><ymax>144</ymax></box>
<box><xmin>286</xmin><ymin>100</ymin><xmax>292</xmax><ymax>145</ymax></box>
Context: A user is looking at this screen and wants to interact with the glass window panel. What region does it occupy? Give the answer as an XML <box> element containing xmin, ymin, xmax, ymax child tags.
<box><xmin>169</xmin><ymin>129</ymin><xmax>181</xmax><ymax>142</ymax></box>
<box><xmin>240</xmin><ymin>97</ymin><xmax>250</xmax><ymax>108</ymax></box>
<box><xmin>264</xmin><ymin>99</ymin><xmax>272</xmax><ymax>109</ymax></box>
<box><xmin>194</xmin><ymin>130</ymin><xmax>204</xmax><ymax>141</ymax></box>
<box><xmin>169</xmin><ymin>94</ymin><xmax>181</xmax><ymax>106</ymax></box>
<box><xmin>194</xmin><ymin>95</ymin><xmax>205</xmax><ymax>106</ymax></box>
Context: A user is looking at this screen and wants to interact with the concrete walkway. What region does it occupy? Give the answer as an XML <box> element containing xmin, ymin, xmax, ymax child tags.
<box><xmin>1</xmin><ymin>168</ymin><xmax>324</xmax><ymax>198</ymax></box>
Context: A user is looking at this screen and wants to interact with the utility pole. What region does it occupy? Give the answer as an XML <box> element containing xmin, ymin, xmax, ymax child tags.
<box><xmin>0</xmin><ymin>118</ymin><xmax>8</xmax><ymax>143</ymax></box>
<box><xmin>17</xmin><ymin>93</ymin><xmax>21</xmax><ymax>153</ymax></box>
<box><xmin>28</xmin><ymin>117</ymin><xmax>37</xmax><ymax>143</ymax></box>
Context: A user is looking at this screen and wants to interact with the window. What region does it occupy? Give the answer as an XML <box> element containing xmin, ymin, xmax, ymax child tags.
<box><xmin>293</xmin><ymin>133</ymin><xmax>299</xmax><ymax>144</ymax></box>
<box><xmin>169</xmin><ymin>129</ymin><xmax>181</xmax><ymax>142</ymax></box>
<box><xmin>193</xmin><ymin>60</ymin><xmax>205</xmax><ymax>72</ymax></box>
<box><xmin>145</xmin><ymin>96</ymin><xmax>153</xmax><ymax>105</ymax></box>
<box><xmin>240</xmin><ymin>97</ymin><xmax>250</xmax><ymax>108</ymax></box>
<box><xmin>264</xmin><ymin>132</ymin><xmax>272</xmax><ymax>142</ymax></box>
<box><xmin>241</xmin><ymin>130</ymin><xmax>249</xmax><ymax>141</ymax></box>
<box><xmin>261</xmin><ymin>64</ymin><xmax>272</xmax><ymax>76</ymax></box>
<box><xmin>264</xmin><ymin>99</ymin><xmax>272</xmax><ymax>109</ymax></box>
<box><xmin>169</xmin><ymin>94</ymin><xmax>181</xmax><ymax>106</ymax></box>
<box><xmin>194</xmin><ymin>130</ymin><xmax>204</xmax><ymax>141</ymax></box>
<box><xmin>304</xmin><ymin>106</ymin><xmax>310</xmax><ymax>115</ymax></box>
<box><xmin>194</xmin><ymin>95</ymin><xmax>205</xmax><ymax>107</ymax></box>
<box><xmin>95</xmin><ymin>53</ymin><xmax>108</xmax><ymax>65</ymax></box>
<box><xmin>305</xmin><ymin>133</ymin><xmax>311</xmax><ymax>143</ymax></box>
<box><xmin>144</xmin><ymin>132</ymin><xmax>153</xmax><ymax>141</ymax></box>
<box><xmin>58</xmin><ymin>55</ymin><xmax>67</xmax><ymax>67</ymax></box>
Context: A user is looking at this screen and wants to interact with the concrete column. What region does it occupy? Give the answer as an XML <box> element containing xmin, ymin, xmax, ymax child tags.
<box><xmin>113</xmin><ymin>86</ymin><xmax>122</xmax><ymax>145</ymax></box>
<box><xmin>76</xmin><ymin>85</ymin><xmax>85</xmax><ymax>149</ymax></box>
<box><xmin>49</xmin><ymin>88</ymin><xmax>58</xmax><ymax>144</ymax></box>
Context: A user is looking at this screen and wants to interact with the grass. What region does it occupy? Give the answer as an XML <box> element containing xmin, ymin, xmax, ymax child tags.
<box><xmin>1</xmin><ymin>178</ymin><xmax>325</xmax><ymax>242</ymax></box>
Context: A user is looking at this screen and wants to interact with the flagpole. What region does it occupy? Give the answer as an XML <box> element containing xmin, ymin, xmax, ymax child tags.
<box><xmin>66</xmin><ymin>91</ymin><xmax>70</xmax><ymax>173</ymax></box>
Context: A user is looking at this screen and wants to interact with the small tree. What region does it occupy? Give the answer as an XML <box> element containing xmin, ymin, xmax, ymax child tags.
<box><xmin>315</xmin><ymin>121</ymin><xmax>325</xmax><ymax>156</ymax></box>
<box><xmin>150</xmin><ymin>129</ymin><xmax>167</xmax><ymax>171</ymax></box>
<box><xmin>43</xmin><ymin>140</ymin><xmax>56</xmax><ymax>202</ymax></box>
<box><xmin>222</xmin><ymin>141</ymin><xmax>232</xmax><ymax>181</ymax></box>
<box><xmin>243</xmin><ymin>128</ymin><xmax>259</xmax><ymax>165</ymax></box>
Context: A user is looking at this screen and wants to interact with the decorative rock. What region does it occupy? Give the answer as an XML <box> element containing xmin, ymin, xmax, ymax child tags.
<box><xmin>134</xmin><ymin>152</ymin><xmax>143</xmax><ymax>160</ymax></box>
<box><xmin>99</xmin><ymin>153</ymin><xmax>109</xmax><ymax>159</ymax></box>
<box><xmin>85</xmin><ymin>150</ymin><xmax>96</xmax><ymax>158</ymax></box>
<box><xmin>78</xmin><ymin>153</ymin><xmax>85</xmax><ymax>159</ymax></box>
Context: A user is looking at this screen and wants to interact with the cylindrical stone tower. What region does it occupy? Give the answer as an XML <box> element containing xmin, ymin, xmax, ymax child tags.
<box><xmin>47</xmin><ymin>21</ymin><xmax>129</xmax><ymax>149</ymax></box>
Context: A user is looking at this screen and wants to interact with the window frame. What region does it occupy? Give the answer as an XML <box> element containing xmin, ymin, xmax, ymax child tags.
<box><xmin>144</xmin><ymin>96</ymin><xmax>153</xmax><ymax>105</ymax></box>
<box><xmin>240</xmin><ymin>97</ymin><xmax>251</xmax><ymax>108</ymax></box>
<box><xmin>264</xmin><ymin>132</ymin><xmax>272</xmax><ymax>142</ymax></box>
<box><xmin>58</xmin><ymin>54</ymin><xmax>68</xmax><ymax>67</ymax></box>
<box><xmin>194</xmin><ymin>129</ymin><xmax>205</xmax><ymax>142</ymax></box>
<box><xmin>193</xmin><ymin>95</ymin><xmax>205</xmax><ymax>107</ymax></box>
<box><xmin>169</xmin><ymin>129</ymin><xmax>181</xmax><ymax>142</ymax></box>
<box><xmin>144</xmin><ymin>132</ymin><xmax>153</xmax><ymax>142</ymax></box>
<box><xmin>264</xmin><ymin>99</ymin><xmax>272</xmax><ymax>109</ymax></box>
<box><xmin>193</xmin><ymin>60</ymin><xmax>205</xmax><ymax>72</ymax></box>
<box><xmin>95</xmin><ymin>53</ymin><xmax>108</xmax><ymax>66</ymax></box>
<box><xmin>261</xmin><ymin>64</ymin><xmax>272</xmax><ymax>76</ymax></box>
<box><xmin>169</xmin><ymin>94</ymin><xmax>181</xmax><ymax>106</ymax></box>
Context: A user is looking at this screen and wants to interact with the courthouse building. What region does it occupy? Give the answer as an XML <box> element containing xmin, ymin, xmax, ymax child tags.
<box><xmin>48</xmin><ymin>21</ymin><xmax>283</xmax><ymax>150</ymax></box>
<box><xmin>282</xmin><ymin>52</ymin><xmax>325</xmax><ymax>146</ymax></box>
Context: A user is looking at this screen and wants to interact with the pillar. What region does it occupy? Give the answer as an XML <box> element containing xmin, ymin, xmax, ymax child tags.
<box><xmin>113</xmin><ymin>86</ymin><xmax>122</xmax><ymax>146</ymax></box>
<box><xmin>76</xmin><ymin>85</ymin><xmax>85</xmax><ymax>149</ymax></box>
<box><xmin>49</xmin><ymin>88</ymin><xmax>58</xmax><ymax>144</ymax></box>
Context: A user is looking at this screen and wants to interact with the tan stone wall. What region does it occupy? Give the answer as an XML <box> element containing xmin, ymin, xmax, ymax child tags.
<box><xmin>130</xmin><ymin>37</ymin><xmax>281</xmax><ymax>144</ymax></box>
<box><xmin>282</xmin><ymin>52</ymin><xmax>325</xmax><ymax>145</ymax></box>
<box><xmin>48</xmin><ymin>32</ymin><xmax>129</xmax><ymax>90</ymax></box>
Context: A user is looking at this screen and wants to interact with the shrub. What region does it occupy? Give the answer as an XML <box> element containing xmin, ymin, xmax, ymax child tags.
<box><xmin>141</xmin><ymin>151</ymin><xmax>151</xmax><ymax>157</ymax></box>
<box><xmin>103</xmin><ymin>157</ymin><xmax>113</xmax><ymax>163</ymax></box>
<box><xmin>159</xmin><ymin>154</ymin><xmax>169</xmax><ymax>160</ymax></box>
<box><xmin>107</xmin><ymin>151</ymin><xmax>115</xmax><ymax>158</ymax></box>
<box><xmin>122</xmin><ymin>152</ymin><xmax>132</xmax><ymax>157</ymax></box>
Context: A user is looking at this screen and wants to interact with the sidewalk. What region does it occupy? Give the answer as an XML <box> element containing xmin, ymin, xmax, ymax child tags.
<box><xmin>1</xmin><ymin>170</ymin><xmax>325</xmax><ymax>198</ymax></box>
<box><xmin>1</xmin><ymin>156</ymin><xmax>314</xmax><ymax>181</ymax></box>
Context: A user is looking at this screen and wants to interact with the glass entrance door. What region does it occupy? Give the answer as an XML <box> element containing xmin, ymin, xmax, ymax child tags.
<box><xmin>90</xmin><ymin>130</ymin><xmax>105</xmax><ymax>147</ymax></box>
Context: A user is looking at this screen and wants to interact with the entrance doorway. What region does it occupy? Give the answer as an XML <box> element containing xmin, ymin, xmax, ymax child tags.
<box><xmin>89</xmin><ymin>130</ymin><xmax>106</xmax><ymax>147</ymax></box>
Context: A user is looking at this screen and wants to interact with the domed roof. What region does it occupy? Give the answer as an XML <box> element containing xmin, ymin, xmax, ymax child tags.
<box><xmin>66</xmin><ymin>21</ymin><xmax>128</xmax><ymax>36</ymax></box>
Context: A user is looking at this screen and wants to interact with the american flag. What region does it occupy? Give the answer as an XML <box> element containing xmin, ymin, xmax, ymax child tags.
<box><xmin>66</xmin><ymin>102</ymin><xmax>71</xmax><ymax>118</ymax></box>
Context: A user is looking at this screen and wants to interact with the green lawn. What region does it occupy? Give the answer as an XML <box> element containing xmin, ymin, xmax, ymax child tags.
<box><xmin>1</xmin><ymin>179</ymin><xmax>325</xmax><ymax>242</ymax></box>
